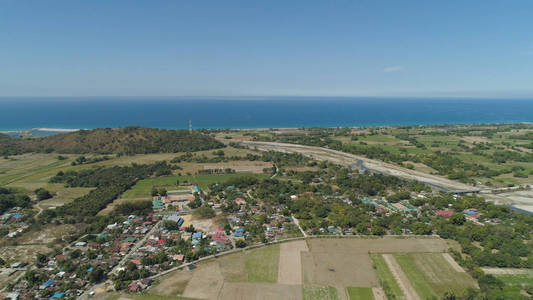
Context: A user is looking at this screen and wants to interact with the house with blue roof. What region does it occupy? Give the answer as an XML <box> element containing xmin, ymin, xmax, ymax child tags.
<box><xmin>51</xmin><ymin>292</ymin><xmax>65</xmax><ymax>299</ymax></box>
<box><xmin>192</xmin><ymin>232</ymin><xmax>202</xmax><ymax>239</ymax></box>
<box><xmin>39</xmin><ymin>279</ymin><xmax>55</xmax><ymax>290</ymax></box>
<box><xmin>12</xmin><ymin>213</ymin><xmax>24</xmax><ymax>220</ymax></box>
<box><xmin>233</xmin><ymin>228</ymin><xmax>245</xmax><ymax>237</ymax></box>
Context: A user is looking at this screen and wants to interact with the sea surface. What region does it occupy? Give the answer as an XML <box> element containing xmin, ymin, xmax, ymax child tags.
<box><xmin>1</xmin><ymin>97</ymin><xmax>533</xmax><ymax>131</ymax></box>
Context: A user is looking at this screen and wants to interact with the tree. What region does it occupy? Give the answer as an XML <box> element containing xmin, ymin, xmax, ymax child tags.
<box><xmin>193</xmin><ymin>206</ymin><xmax>215</xmax><ymax>219</ymax></box>
<box><xmin>36</xmin><ymin>253</ymin><xmax>47</xmax><ymax>265</ymax></box>
<box><xmin>412</xmin><ymin>222</ymin><xmax>432</xmax><ymax>235</ymax></box>
<box><xmin>163</xmin><ymin>220</ymin><xmax>181</xmax><ymax>231</ymax></box>
<box><xmin>236</xmin><ymin>240</ymin><xmax>247</xmax><ymax>248</ymax></box>
<box><xmin>371</xmin><ymin>225</ymin><xmax>385</xmax><ymax>236</ymax></box>
<box><xmin>89</xmin><ymin>267</ymin><xmax>105</xmax><ymax>283</ymax></box>
<box><xmin>451</xmin><ymin>213</ymin><xmax>466</xmax><ymax>225</ymax></box>
<box><xmin>356</xmin><ymin>223</ymin><xmax>369</xmax><ymax>234</ymax></box>
<box><xmin>35</xmin><ymin>188</ymin><xmax>52</xmax><ymax>201</ymax></box>
<box><xmin>188</xmin><ymin>196</ymin><xmax>202</xmax><ymax>209</ymax></box>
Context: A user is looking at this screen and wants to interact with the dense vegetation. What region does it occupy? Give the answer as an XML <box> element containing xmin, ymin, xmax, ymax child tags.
<box><xmin>0</xmin><ymin>126</ymin><xmax>224</xmax><ymax>155</ymax></box>
<box><xmin>0</xmin><ymin>187</ymin><xmax>30</xmax><ymax>214</ymax></box>
<box><xmin>41</xmin><ymin>162</ymin><xmax>171</xmax><ymax>221</ymax></box>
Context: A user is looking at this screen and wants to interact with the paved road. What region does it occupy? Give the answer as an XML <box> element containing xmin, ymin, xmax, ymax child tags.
<box><xmin>110</xmin><ymin>219</ymin><xmax>163</xmax><ymax>276</ymax></box>
<box><xmin>80</xmin><ymin>218</ymin><xmax>164</xmax><ymax>299</ymax></box>
<box><xmin>239</xmin><ymin>140</ymin><xmax>480</xmax><ymax>194</ymax></box>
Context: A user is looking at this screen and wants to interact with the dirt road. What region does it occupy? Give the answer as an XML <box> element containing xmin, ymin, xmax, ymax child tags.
<box><xmin>239</xmin><ymin>141</ymin><xmax>478</xmax><ymax>193</ymax></box>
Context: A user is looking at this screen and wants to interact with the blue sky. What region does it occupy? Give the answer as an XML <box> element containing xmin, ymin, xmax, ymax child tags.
<box><xmin>1</xmin><ymin>0</ymin><xmax>532</xmax><ymax>97</ymax></box>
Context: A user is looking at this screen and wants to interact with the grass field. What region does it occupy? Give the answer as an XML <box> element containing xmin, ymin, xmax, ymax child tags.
<box><xmin>394</xmin><ymin>253</ymin><xmax>477</xmax><ymax>299</ymax></box>
<box><xmin>495</xmin><ymin>274</ymin><xmax>533</xmax><ymax>286</ymax></box>
<box><xmin>0</xmin><ymin>153</ymin><xmax>74</xmax><ymax>186</ymax></box>
<box><xmin>38</xmin><ymin>185</ymin><xmax>94</xmax><ymax>208</ymax></box>
<box><xmin>122</xmin><ymin>173</ymin><xmax>269</xmax><ymax>198</ymax></box>
<box><xmin>370</xmin><ymin>254</ymin><xmax>404</xmax><ymax>299</ymax></box>
<box><xmin>303</xmin><ymin>285</ymin><xmax>339</xmax><ymax>300</ymax></box>
<box><xmin>345</xmin><ymin>287</ymin><xmax>374</xmax><ymax>300</ymax></box>
<box><xmin>245</xmin><ymin>244</ymin><xmax>280</xmax><ymax>283</ymax></box>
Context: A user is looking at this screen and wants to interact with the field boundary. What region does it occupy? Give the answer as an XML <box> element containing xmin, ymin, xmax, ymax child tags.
<box><xmin>150</xmin><ymin>235</ymin><xmax>443</xmax><ymax>280</ymax></box>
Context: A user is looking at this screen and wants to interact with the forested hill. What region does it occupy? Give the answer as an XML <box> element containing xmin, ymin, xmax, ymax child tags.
<box><xmin>0</xmin><ymin>127</ymin><xmax>224</xmax><ymax>155</ymax></box>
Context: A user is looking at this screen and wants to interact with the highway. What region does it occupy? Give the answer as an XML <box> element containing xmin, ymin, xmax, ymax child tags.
<box><xmin>238</xmin><ymin>140</ymin><xmax>480</xmax><ymax>194</ymax></box>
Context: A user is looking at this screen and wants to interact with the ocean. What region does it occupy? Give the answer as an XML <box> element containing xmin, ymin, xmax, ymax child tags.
<box><xmin>1</xmin><ymin>97</ymin><xmax>533</xmax><ymax>131</ymax></box>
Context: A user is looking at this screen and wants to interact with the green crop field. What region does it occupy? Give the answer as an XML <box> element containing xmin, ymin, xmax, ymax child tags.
<box><xmin>495</xmin><ymin>273</ymin><xmax>533</xmax><ymax>286</ymax></box>
<box><xmin>303</xmin><ymin>285</ymin><xmax>339</xmax><ymax>300</ymax></box>
<box><xmin>122</xmin><ymin>173</ymin><xmax>269</xmax><ymax>198</ymax></box>
<box><xmin>394</xmin><ymin>253</ymin><xmax>477</xmax><ymax>299</ymax></box>
<box><xmin>345</xmin><ymin>287</ymin><xmax>374</xmax><ymax>300</ymax></box>
<box><xmin>370</xmin><ymin>254</ymin><xmax>403</xmax><ymax>299</ymax></box>
<box><xmin>245</xmin><ymin>244</ymin><xmax>280</xmax><ymax>283</ymax></box>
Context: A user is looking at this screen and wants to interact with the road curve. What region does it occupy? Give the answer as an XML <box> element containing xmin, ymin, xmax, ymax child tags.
<box><xmin>239</xmin><ymin>141</ymin><xmax>479</xmax><ymax>193</ymax></box>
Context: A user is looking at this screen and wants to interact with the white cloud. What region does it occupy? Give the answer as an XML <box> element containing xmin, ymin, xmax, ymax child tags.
<box><xmin>383</xmin><ymin>66</ymin><xmax>404</xmax><ymax>73</ymax></box>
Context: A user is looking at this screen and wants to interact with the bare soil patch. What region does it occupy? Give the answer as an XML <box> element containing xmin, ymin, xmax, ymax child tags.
<box><xmin>278</xmin><ymin>240</ymin><xmax>308</xmax><ymax>285</ymax></box>
<box><xmin>16</xmin><ymin>224</ymin><xmax>79</xmax><ymax>245</ymax></box>
<box><xmin>182</xmin><ymin>261</ymin><xmax>224</xmax><ymax>299</ymax></box>
<box><xmin>181</xmin><ymin>214</ymin><xmax>218</xmax><ymax>232</ymax></box>
<box><xmin>0</xmin><ymin>245</ymin><xmax>50</xmax><ymax>263</ymax></box>
<box><xmin>218</xmin><ymin>282</ymin><xmax>302</xmax><ymax>300</ymax></box>
<box><xmin>303</xmin><ymin>251</ymin><xmax>377</xmax><ymax>288</ymax></box>
<box><xmin>149</xmin><ymin>268</ymin><xmax>193</xmax><ymax>296</ymax></box>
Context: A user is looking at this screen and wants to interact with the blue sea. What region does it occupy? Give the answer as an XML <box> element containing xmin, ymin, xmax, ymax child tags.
<box><xmin>1</xmin><ymin>97</ymin><xmax>533</xmax><ymax>131</ymax></box>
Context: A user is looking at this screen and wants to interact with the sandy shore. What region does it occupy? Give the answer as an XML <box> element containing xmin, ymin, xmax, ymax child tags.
<box><xmin>34</xmin><ymin>128</ymin><xmax>80</xmax><ymax>132</ymax></box>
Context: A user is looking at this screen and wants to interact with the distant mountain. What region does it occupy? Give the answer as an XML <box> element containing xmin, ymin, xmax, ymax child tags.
<box><xmin>0</xmin><ymin>127</ymin><xmax>223</xmax><ymax>155</ymax></box>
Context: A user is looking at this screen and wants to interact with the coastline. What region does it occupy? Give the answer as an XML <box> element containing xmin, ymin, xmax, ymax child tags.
<box><xmin>1</xmin><ymin>122</ymin><xmax>531</xmax><ymax>134</ymax></box>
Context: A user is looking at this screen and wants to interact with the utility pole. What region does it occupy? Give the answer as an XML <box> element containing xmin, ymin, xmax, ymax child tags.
<box><xmin>189</xmin><ymin>120</ymin><xmax>192</xmax><ymax>134</ymax></box>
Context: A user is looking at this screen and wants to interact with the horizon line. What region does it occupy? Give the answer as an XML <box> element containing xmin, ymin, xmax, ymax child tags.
<box><xmin>1</xmin><ymin>95</ymin><xmax>533</xmax><ymax>100</ymax></box>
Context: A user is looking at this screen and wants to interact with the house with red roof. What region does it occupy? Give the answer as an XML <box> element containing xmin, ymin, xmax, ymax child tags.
<box><xmin>234</xmin><ymin>197</ymin><xmax>246</xmax><ymax>205</ymax></box>
<box><xmin>436</xmin><ymin>210</ymin><xmax>454</xmax><ymax>218</ymax></box>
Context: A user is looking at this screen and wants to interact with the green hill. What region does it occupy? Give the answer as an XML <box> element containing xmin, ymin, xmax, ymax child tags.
<box><xmin>0</xmin><ymin>127</ymin><xmax>223</xmax><ymax>155</ymax></box>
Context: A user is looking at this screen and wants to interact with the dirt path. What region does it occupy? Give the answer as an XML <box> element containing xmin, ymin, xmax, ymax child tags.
<box><xmin>382</xmin><ymin>254</ymin><xmax>421</xmax><ymax>300</ymax></box>
<box><xmin>481</xmin><ymin>267</ymin><xmax>533</xmax><ymax>275</ymax></box>
<box><xmin>34</xmin><ymin>202</ymin><xmax>43</xmax><ymax>217</ymax></box>
<box><xmin>442</xmin><ymin>253</ymin><xmax>465</xmax><ymax>273</ymax></box>
<box><xmin>292</xmin><ymin>215</ymin><xmax>307</xmax><ymax>238</ymax></box>
<box><xmin>372</xmin><ymin>287</ymin><xmax>387</xmax><ymax>300</ymax></box>
<box><xmin>337</xmin><ymin>286</ymin><xmax>348</xmax><ymax>300</ymax></box>
<box><xmin>278</xmin><ymin>240</ymin><xmax>308</xmax><ymax>285</ymax></box>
